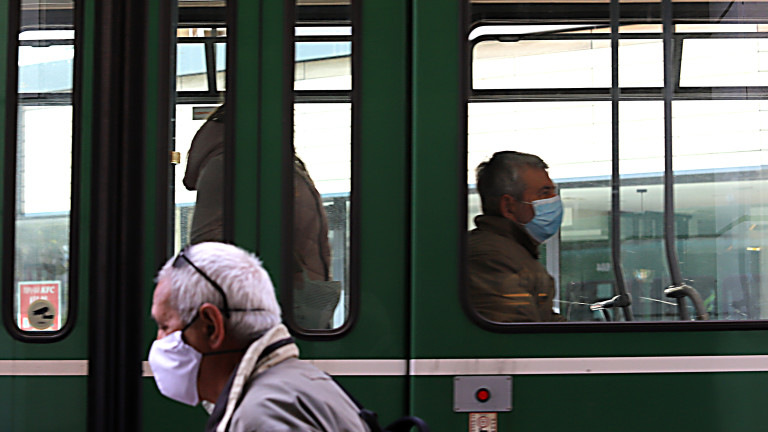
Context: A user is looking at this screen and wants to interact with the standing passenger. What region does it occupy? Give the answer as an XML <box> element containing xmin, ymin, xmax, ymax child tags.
<box><xmin>183</xmin><ymin>105</ymin><xmax>338</xmax><ymax>329</ymax></box>
<box><xmin>148</xmin><ymin>242</ymin><xmax>369</xmax><ymax>432</ymax></box>
<box><xmin>468</xmin><ymin>151</ymin><xmax>566</xmax><ymax>322</ymax></box>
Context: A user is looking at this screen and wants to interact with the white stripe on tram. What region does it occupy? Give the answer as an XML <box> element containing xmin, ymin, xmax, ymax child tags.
<box><xmin>408</xmin><ymin>355</ymin><xmax>768</xmax><ymax>376</ymax></box>
<box><xmin>306</xmin><ymin>359</ymin><xmax>408</xmax><ymax>376</ymax></box>
<box><xmin>3</xmin><ymin>356</ymin><xmax>768</xmax><ymax>377</ymax></box>
<box><xmin>0</xmin><ymin>360</ymin><xmax>88</xmax><ymax>376</ymax></box>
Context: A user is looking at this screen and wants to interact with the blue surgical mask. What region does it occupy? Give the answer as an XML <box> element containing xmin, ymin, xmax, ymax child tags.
<box><xmin>522</xmin><ymin>195</ymin><xmax>563</xmax><ymax>242</ymax></box>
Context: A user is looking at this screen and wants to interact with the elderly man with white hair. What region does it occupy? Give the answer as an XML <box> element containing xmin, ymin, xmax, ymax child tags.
<box><xmin>148</xmin><ymin>242</ymin><xmax>369</xmax><ymax>432</ymax></box>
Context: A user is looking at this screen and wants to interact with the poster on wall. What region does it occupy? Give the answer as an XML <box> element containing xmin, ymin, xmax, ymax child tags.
<box><xmin>17</xmin><ymin>281</ymin><xmax>61</xmax><ymax>331</ymax></box>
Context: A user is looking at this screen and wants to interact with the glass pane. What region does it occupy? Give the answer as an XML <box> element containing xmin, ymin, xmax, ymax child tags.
<box><xmin>559</xmin><ymin>102</ymin><xmax>669</xmax><ymax>322</ymax></box>
<box><xmin>671</xmin><ymin>100</ymin><xmax>768</xmax><ymax>320</ymax></box>
<box><xmin>292</xmin><ymin>102</ymin><xmax>351</xmax><ymax>330</ymax></box>
<box><xmin>14</xmin><ymin>26</ymin><xmax>75</xmax><ymax>331</ymax></box>
<box><xmin>177</xmin><ymin>43</ymin><xmax>209</xmax><ymax>91</ymax></box>
<box><xmin>295</xmin><ymin>40</ymin><xmax>351</xmax><ymax>90</ymax></box>
<box><xmin>619</xmin><ymin>39</ymin><xmax>662</xmax><ymax>87</ymax></box>
<box><xmin>473</xmin><ymin>34</ymin><xmax>663</xmax><ymax>89</ymax></box>
<box><xmin>680</xmin><ymin>38</ymin><xmax>768</xmax><ymax>87</ymax></box>
<box><xmin>19</xmin><ymin>35</ymin><xmax>74</xmax><ymax>93</ymax></box>
<box><xmin>468</xmin><ymin>101</ymin><xmax>612</xmax><ymax>322</ymax></box>
<box><xmin>473</xmin><ymin>39</ymin><xmax>611</xmax><ymax>89</ymax></box>
<box><xmin>174</xmin><ymin>104</ymin><xmax>221</xmax><ymax>249</ymax></box>
<box><xmin>174</xmin><ymin>15</ymin><xmax>227</xmax><ymax>250</ymax></box>
<box><xmin>215</xmin><ymin>42</ymin><xmax>226</xmax><ymax>90</ymax></box>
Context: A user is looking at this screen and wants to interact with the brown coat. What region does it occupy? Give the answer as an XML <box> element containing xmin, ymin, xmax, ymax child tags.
<box><xmin>468</xmin><ymin>214</ymin><xmax>565</xmax><ymax>323</ymax></box>
<box><xmin>183</xmin><ymin>107</ymin><xmax>330</xmax><ymax>283</ymax></box>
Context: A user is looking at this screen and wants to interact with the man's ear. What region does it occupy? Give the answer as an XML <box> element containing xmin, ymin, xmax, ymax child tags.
<box><xmin>499</xmin><ymin>194</ymin><xmax>518</xmax><ymax>222</ymax></box>
<box><xmin>198</xmin><ymin>303</ymin><xmax>226</xmax><ymax>349</ymax></box>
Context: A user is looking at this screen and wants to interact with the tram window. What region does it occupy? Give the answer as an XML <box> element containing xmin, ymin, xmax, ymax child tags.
<box><xmin>465</xmin><ymin>8</ymin><xmax>768</xmax><ymax>326</ymax></box>
<box><xmin>173</xmin><ymin>24</ymin><xmax>227</xmax><ymax>250</ymax></box>
<box><xmin>171</xmin><ymin>16</ymin><xmax>354</xmax><ymax>331</ymax></box>
<box><xmin>8</xmin><ymin>22</ymin><xmax>76</xmax><ymax>335</ymax></box>
<box><xmin>291</xmin><ymin>24</ymin><xmax>352</xmax><ymax>332</ymax></box>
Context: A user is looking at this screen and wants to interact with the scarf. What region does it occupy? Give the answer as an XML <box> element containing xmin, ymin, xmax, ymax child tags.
<box><xmin>215</xmin><ymin>324</ymin><xmax>299</xmax><ymax>432</ymax></box>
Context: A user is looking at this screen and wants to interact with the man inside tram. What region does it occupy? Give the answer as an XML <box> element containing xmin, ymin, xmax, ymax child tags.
<box><xmin>149</xmin><ymin>242</ymin><xmax>370</xmax><ymax>431</ymax></box>
<box><xmin>468</xmin><ymin>151</ymin><xmax>566</xmax><ymax>322</ymax></box>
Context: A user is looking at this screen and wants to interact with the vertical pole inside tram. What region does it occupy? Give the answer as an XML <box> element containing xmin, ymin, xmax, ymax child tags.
<box><xmin>610</xmin><ymin>0</ymin><xmax>634</xmax><ymax>321</ymax></box>
<box><xmin>662</xmin><ymin>0</ymin><xmax>691</xmax><ymax>321</ymax></box>
<box><xmin>661</xmin><ymin>0</ymin><xmax>708</xmax><ymax>320</ymax></box>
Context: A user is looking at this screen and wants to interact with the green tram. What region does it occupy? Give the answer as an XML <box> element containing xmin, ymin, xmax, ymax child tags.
<box><xmin>2</xmin><ymin>0</ymin><xmax>768</xmax><ymax>431</ymax></box>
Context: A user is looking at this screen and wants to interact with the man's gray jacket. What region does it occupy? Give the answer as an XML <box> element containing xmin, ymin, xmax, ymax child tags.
<box><xmin>205</xmin><ymin>325</ymin><xmax>370</xmax><ymax>432</ymax></box>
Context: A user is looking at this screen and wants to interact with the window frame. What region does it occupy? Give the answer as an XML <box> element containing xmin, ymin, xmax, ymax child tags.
<box><xmin>283</xmin><ymin>5</ymin><xmax>359</xmax><ymax>339</ymax></box>
<box><xmin>2</xmin><ymin>0</ymin><xmax>81</xmax><ymax>341</ymax></box>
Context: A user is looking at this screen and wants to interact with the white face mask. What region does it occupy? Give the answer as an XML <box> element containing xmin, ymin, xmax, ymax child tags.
<box><xmin>148</xmin><ymin>330</ymin><xmax>203</xmax><ymax>406</ymax></box>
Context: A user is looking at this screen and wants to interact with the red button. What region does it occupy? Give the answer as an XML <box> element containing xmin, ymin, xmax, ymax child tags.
<box><xmin>475</xmin><ymin>388</ymin><xmax>491</xmax><ymax>402</ymax></box>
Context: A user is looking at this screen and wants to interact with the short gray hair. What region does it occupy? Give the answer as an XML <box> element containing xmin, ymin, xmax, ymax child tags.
<box><xmin>156</xmin><ymin>242</ymin><xmax>282</xmax><ymax>340</ymax></box>
<box><xmin>476</xmin><ymin>151</ymin><xmax>548</xmax><ymax>215</ymax></box>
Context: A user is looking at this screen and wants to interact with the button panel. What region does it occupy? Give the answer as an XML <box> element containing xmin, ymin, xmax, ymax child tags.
<box><xmin>453</xmin><ymin>376</ymin><xmax>512</xmax><ymax>412</ymax></box>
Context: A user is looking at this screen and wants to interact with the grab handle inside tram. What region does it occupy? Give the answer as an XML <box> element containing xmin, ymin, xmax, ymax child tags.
<box><xmin>664</xmin><ymin>284</ymin><xmax>709</xmax><ymax>321</ymax></box>
<box><xmin>589</xmin><ymin>293</ymin><xmax>632</xmax><ymax>321</ymax></box>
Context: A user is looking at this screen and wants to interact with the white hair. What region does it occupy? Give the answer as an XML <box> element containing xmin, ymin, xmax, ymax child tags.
<box><xmin>156</xmin><ymin>242</ymin><xmax>282</xmax><ymax>340</ymax></box>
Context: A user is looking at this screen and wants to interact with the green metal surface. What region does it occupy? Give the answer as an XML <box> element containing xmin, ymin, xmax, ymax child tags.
<box><xmin>254</xmin><ymin>0</ymin><xmax>289</xmax><ymax>291</ymax></box>
<box><xmin>413</xmin><ymin>372</ymin><xmax>768</xmax><ymax>431</ymax></box>
<box><xmin>0</xmin><ymin>376</ymin><xmax>87</xmax><ymax>431</ymax></box>
<box><xmin>0</xmin><ymin>0</ymin><xmax>6</xmax><ymax>243</ymax></box>
<box><xmin>231</xmin><ymin>0</ymin><xmax>264</xmax><ymax>256</ymax></box>
<box><xmin>76</xmin><ymin>0</ymin><xmax>92</xmax><ymax>349</ymax></box>
<box><xmin>410</xmin><ymin>0</ymin><xmax>464</xmax><ymax>359</ymax></box>
<box><xmin>143</xmin><ymin>379</ymin><xmax>209</xmax><ymax>431</ymax></box>
<box><xmin>335</xmin><ymin>376</ymin><xmax>408</xmax><ymax>427</ymax></box>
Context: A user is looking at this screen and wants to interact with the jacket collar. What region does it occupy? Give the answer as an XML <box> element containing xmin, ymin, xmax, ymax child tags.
<box><xmin>207</xmin><ymin>324</ymin><xmax>299</xmax><ymax>432</ymax></box>
<box><xmin>474</xmin><ymin>214</ymin><xmax>540</xmax><ymax>259</ymax></box>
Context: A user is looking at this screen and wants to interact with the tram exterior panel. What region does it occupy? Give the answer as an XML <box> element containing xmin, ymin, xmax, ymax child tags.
<box><xmin>1</xmin><ymin>0</ymin><xmax>768</xmax><ymax>431</ymax></box>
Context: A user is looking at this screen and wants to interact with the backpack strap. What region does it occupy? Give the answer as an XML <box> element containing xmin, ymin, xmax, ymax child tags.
<box><xmin>385</xmin><ymin>416</ymin><xmax>432</xmax><ymax>432</ymax></box>
<box><xmin>327</xmin><ymin>374</ymin><xmax>385</xmax><ymax>432</ymax></box>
